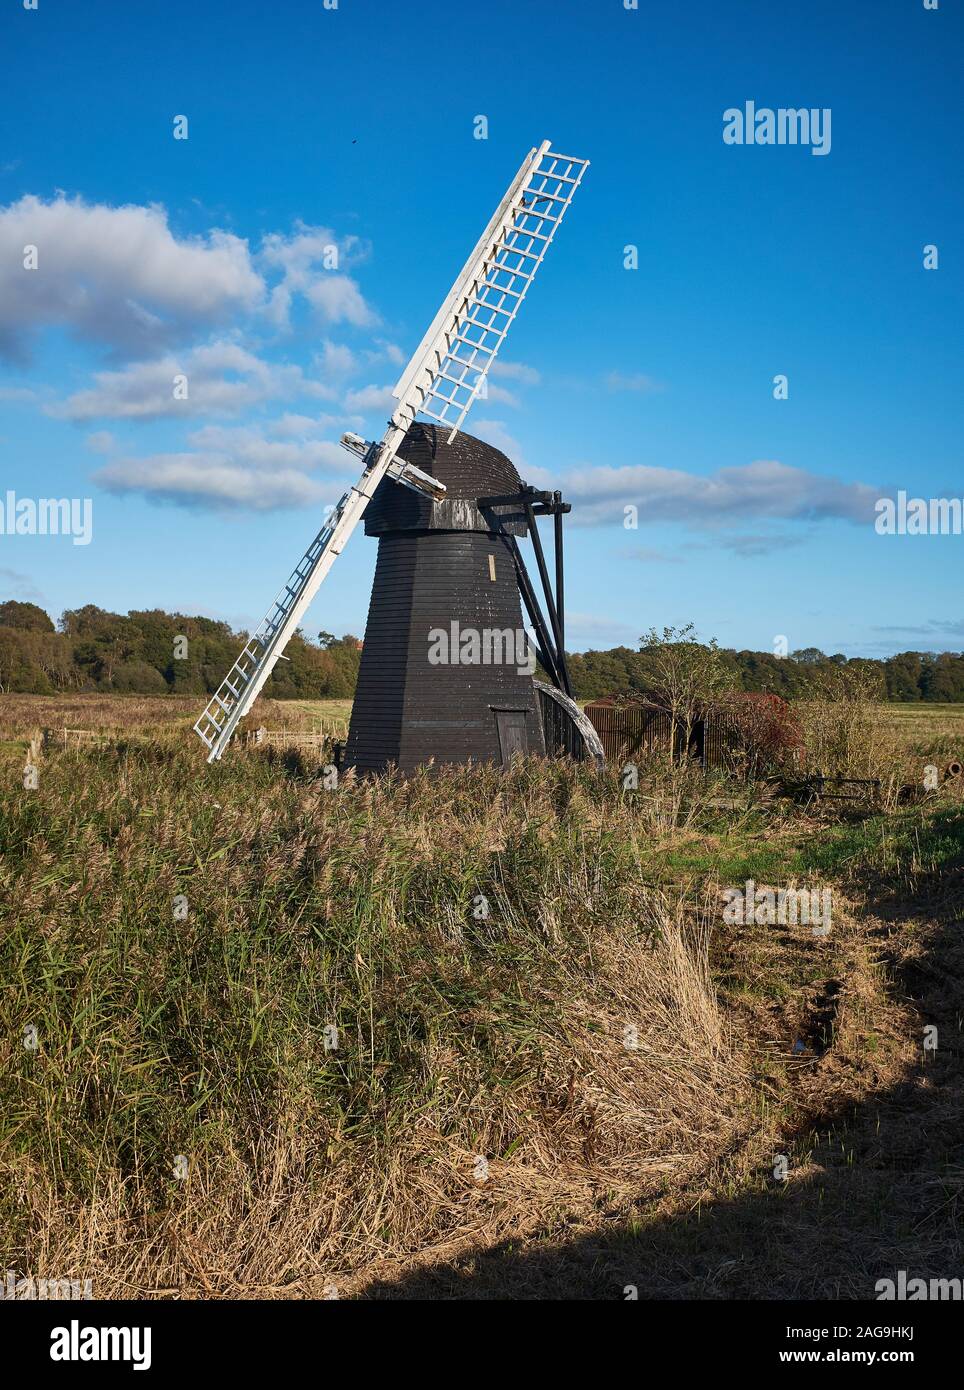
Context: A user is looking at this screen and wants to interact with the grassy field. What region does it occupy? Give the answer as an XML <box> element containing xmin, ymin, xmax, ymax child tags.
<box><xmin>1</xmin><ymin>693</ymin><xmax>962</xmax><ymax>1299</ymax></box>
<box><xmin>3</xmin><ymin>692</ymin><xmax>963</xmax><ymax>774</ymax></box>
<box><xmin>873</xmin><ymin>702</ymin><xmax>964</xmax><ymax>763</ymax></box>
<box><xmin>0</xmin><ymin>692</ymin><xmax>354</xmax><ymax>739</ymax></box>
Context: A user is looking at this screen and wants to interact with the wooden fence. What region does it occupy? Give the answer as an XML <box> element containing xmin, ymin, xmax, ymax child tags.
<box><xmin>59</xmin><ymin>727</ymin><xmax>119</xmax><ymax>748</ymax></box>
<box><xmin>245</xmin><ymin>722</ymin><xmax>347</xmax><ymax>747</ymax></box>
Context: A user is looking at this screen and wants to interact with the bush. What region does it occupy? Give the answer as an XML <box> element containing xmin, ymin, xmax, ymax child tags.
<box><xmin>111</xmin><ymin>661</ymin><xmax>170</xmax><ymax>694</ymax></box>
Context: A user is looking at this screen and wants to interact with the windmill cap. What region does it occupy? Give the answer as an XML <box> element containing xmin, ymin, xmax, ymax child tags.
<box><xmin>364</xmin><ymin>423</ymin><xmax>528</xmax><ymax>536</ymax></box>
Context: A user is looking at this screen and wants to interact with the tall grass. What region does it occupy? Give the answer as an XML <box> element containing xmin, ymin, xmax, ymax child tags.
<box><xmin>0</xmin><ymin>738</ymin><xmax>747</xmax><ymax>1296</ymax></box>
<box><xmin>795</xmin><ymin>665</ymin><xmax>911</xmax><ymax>804</ymax></box>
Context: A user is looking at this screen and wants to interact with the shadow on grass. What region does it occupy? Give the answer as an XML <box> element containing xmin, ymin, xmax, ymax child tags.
<box><xmin>356</xmin><ymin>806</ymin><xmax>964</xmax><ymax>1299</ymax></box>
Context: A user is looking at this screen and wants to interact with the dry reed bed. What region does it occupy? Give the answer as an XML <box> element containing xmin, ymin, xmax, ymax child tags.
<box><xmin>0</xmin><ymin>693</ymin><xmax>339</xmax><ymax>738</ymax></box>
<box><xmin>1</xmin><ymin>741</ymin><xmax>751</xmax><ymax>1297</ymax></box>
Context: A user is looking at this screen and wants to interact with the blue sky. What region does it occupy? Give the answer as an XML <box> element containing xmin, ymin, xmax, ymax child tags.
<box><xmin>1</xmin><ymin>0</ymin><xmax>962</xmax><ymax>657</ymax></box>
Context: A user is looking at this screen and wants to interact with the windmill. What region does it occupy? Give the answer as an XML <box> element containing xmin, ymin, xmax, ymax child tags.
<box><xmin>194</xmin><ymin>140</ymin><xmax>603</xmax><ymax>768</ymax></box>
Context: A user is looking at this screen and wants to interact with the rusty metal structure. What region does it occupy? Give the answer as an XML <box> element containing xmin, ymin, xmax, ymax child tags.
<box><xmin>584</xmin><ymin>695</ymin><xmax>800</xmax><ymax>773</ymax></box>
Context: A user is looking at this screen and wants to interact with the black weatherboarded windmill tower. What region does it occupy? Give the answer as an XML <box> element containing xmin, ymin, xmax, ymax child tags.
<box><xmin>347</xmin><ymin>424</ymin><xmax>555</xmax><ymax>773</ymax></box>
<box><xmin>194</xmin><ymin>142</ymin><xmax>603</xmax><ymax>770</ymax></box>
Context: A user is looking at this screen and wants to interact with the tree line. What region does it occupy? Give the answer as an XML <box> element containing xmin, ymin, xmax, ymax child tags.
<box><xmin>0</xmin><ymin>601</ymin><xmax>362</xmax><ymax>699</ymax></box>
<box><xmin>1</xmin><ymin>599</ymin><xmax>962</xmax><ymax>702</ymax></box>
<box><xmin>567</xmin><ymin>643</ymin><xmax>964</xmax><ymax>703</ymax></box>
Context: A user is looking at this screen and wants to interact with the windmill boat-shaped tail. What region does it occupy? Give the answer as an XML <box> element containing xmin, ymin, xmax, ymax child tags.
<box><xmin>194</xmin><ymin>141</ymin><xmax>592</xmax><ymax>764</ymax></box>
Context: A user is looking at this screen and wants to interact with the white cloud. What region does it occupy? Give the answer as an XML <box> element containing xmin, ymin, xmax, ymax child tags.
<box><xmin>84</xmin><ymin>430</ymin><xmax>115</xmax><ymax>454</ymax></box>
<box><xmin>185</xmin><ymin>424</ymin><xmax>345</xmax><ymax>472</ymax></box>
<box><xmin>94</xmin><ymin>453</ymin><xmax>337</xmax><ymax>511</ymax></box>
<box><xmin>48</xmin><ymin>340</ymin><xmax>335</xmax><ymax>421</ymax></box>
<box><xmin>92</xmin><ymin>420</ymin><xmax>350</xmax><ymax>511</ymax></box>
<box><xmin>560</xmin><ymin>460</ymin><xmax>879</xmax><ymax>528</ymax></box>
<box><xmin>374</xmin><ymin>338</ymin><xmax>405</xmax><ymax>366</ymax></box>
<box><xmin>0</xmin><ymin>194</ymin><xmax>263</xmax><ymax>360</ymax></box>
<box><xmin>484</xmin><ymin>384</ymin><xmax>520</xmax><ymax>407</ymax></box>
<box><xmin>491</xmin><ymin>359</ymin><xmax>540</xmax><ymax>385</ymax></box>
<box><xmin>0</xmin><ymin>196</ymin><xmax>381</xmax><ymax>382</ymax></box>
<box><xmin>305</xmin><ymin>274</ymin><xmax>375</xmax><ymax>326</ymax></box>
<box><xmin>261</xmin><ymin>224</ymin><xmax>351</xmax><ymax>272</ymax></box>
<box><xmin>261</xmin><ymin>223</ymin><xmax>372</xmax><ymax>329</ymax></box>
<box><xmin>344</xmin><ymin>383</ymin><xmax>395</xmax><ymax>413</ymax></box>
<box><xmin>317</xmin><ymin>340</ymin><xmax>358</xmax><ymax>377</ymax></box>
<box><xmin>269</xmin><ymin>412</ymin><xmax>342</xmax><ymax>438</ymax></box>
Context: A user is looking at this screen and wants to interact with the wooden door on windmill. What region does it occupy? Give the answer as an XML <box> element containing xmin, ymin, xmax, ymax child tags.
<box><xmin>493</xmin><ymin>709</ymin><xmax>528</xmax><ymax>765</ymax></box>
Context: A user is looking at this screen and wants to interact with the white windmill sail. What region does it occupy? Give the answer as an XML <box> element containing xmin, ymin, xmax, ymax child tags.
<box><xmin>194</xmin><ymin>141</ymin><xmax>589</xmax><ymax>762</ymax></box>
<box><xmin>394</xmin><ymin>142</ymin><xmax>589</xmax><ymax>439</ymax></box>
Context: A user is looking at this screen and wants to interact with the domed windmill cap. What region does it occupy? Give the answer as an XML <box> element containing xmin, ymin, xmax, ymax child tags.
<box><xmin>364</xmin><ymin>422</ymin><xmax>529</xmax><ymax>536</ymax></box>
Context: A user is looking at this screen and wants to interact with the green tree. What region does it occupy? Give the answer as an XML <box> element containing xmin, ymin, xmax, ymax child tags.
<box><xmin>884</xmin><ymin>651</ymin><xmax>925</xmax><ymax>702</ymax></box>
<box><xmin>636</xmin><ymin>624</ymin><xmax>736</xmax><ymax>761</ymax></box>
<box><xmin>0</xmin><ymin>600</ymin><xmax>55</xmax><ymax>632</ymax></box>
